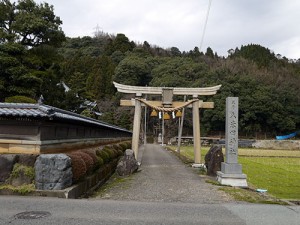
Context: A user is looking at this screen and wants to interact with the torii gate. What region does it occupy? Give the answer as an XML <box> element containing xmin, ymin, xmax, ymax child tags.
<box><xmin>113</xmin><ymin>81</ymin><xmax>221</xmax><ymax>165</ymax></box>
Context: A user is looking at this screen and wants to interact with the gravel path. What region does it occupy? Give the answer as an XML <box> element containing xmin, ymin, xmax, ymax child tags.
<box><xmin>95</xmin><ymin>144</ymin><xmax>232</xmax><ymax>203</ymax></box>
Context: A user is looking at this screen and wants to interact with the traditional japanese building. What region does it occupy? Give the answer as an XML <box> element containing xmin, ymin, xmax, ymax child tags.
<box><xmin>0</xmin><ymin>103</ymin><xmax>131</xmax><ymax>154</ymax></box>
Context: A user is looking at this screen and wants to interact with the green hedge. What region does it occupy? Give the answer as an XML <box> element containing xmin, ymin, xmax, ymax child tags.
<box><xmin>96</xmin><ymin>149</ymin><xmax>110</xmax><ymax>164</ymax></box>
<box><xmin>5</xmin><ymin>95</ymin><xmax>36</xmax><ymax>103</ymax></box>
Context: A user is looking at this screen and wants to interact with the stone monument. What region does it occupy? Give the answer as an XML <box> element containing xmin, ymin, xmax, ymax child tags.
<box><xmin>116</xmin><ymin>149</ymin><xmax>139</xmax><ymax>176</ymax></box>
<box><xmin>216</xmin><ymin>97</ymin><xmax>247</xmax><ymax>187</ymax></box>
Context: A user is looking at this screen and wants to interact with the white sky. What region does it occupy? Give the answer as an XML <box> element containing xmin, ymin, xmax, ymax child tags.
<box><xmin>36</xmin><ymin>0</ymin><xmax>300</xmax><ymax>59</ymax></box>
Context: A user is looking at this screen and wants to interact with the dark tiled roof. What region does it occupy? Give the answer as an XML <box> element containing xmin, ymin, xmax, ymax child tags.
<box><xmin>0</xmin><ymin>103</ymin><xmax>49</xmax><ymax>118</ymax></box>
<box><xmin>0</xmin><ymin>103</ymin><xmax>131</xmax><ymax>133</ymax></box>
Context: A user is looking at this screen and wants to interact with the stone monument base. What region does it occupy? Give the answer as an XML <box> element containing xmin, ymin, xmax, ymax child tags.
<box><xmin>216</xmin><ymin>171</ymin><xmax>248</xmax><ymax>187</ymax></box>
<box><xmin>216</xmin><ymin>162</ymin><xmax>248</xmax><ymax>187</ymax></box>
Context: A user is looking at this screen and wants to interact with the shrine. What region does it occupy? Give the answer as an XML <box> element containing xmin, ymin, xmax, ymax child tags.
<box><xmin>113</xmin><ymin>82</ymin><xmax>221</xmax><ymax>165</ymax></box>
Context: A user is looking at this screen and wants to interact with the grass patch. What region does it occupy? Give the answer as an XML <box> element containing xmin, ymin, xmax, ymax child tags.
<box><xmin>0</xmin><ymin>184</ymin><xmax>35</xmax><ymax>195</ymax></box>
<box><xmin>92</xmin><ymin>173</ymin><xmax>133</xmax><ymax>197</ymax></box>
<box><xmin>172</xmin><ymin>146</ymin><xmax>300</xmax><ymax>159</ymax></box>
<box><xmin>169</xmin><ymin>145</ymin><xmax>300</xmax><ymax>200</ymax></box>
<box><xmin>219</xmin><ymin>186</ymin><xmax>287</xmax><ymax>205</ymax></box>
<box><xmin>205</xmin><ymin>179</ymin><xmax>224</xmax><ymax>186</ymax></box>
<box><xmin>166</xmin><ymin>148</ymin><xmax>194</xmax><ymax>164</ymax></box>
<box><xmin>172</xmin><ymin>146</ymin><xmax>210</xmax><ymax>162</ymax></box>
<box><xmin>240</xmin><ymin>157</ymin><xmax>300</xmax><ymax>199</ymax></box>
<box><xmin>238</xmin><ymin>149</ymin><xmax>300</xmax><ymax>158</ymax></box>
<box><xmin>205</xmin><ymin>178</ymin><xmax>287</xmax><ymax>204</ymax></box>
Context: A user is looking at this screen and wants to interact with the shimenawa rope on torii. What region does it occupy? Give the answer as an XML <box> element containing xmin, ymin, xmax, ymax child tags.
<box><xmin>136</xmin><ymin>98</ymin><xmax>198</xmax><ymax>112</ymax></box>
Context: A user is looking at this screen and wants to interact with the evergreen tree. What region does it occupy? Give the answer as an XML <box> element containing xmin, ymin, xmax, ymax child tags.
<box><xmin>0</xmin><ymin>0</ymin><xmax>65</xmax><ymax>101</ymax></box>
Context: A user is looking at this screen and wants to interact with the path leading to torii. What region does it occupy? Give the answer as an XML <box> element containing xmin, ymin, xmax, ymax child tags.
<box><xmin>96</xmin><ymin>144</ymin><xmax>231</xmax><ymax>203</ymax></box>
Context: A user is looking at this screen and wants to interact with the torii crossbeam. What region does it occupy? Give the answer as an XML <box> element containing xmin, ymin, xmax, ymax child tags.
<box><xmin>114</xmin><ymin>82</ymin><xmax>222</xmax><ymax>96</ymax></box>
<box><xmin>113</xmin><ymin>82</ymin><xmax>221</xmax><ymax>164</ymax></box>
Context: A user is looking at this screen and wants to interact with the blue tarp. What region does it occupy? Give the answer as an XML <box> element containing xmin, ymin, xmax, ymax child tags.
<box><xmin>276</xmin><ymin>131</ymin><xmax>300</xmax><ymax>140</ymax></box>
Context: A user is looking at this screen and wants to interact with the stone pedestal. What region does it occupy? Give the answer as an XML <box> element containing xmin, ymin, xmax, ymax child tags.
<box><xmin>217</xmin><ymin>162</ymin><xmax>247</xmax><ymax>187</ymax></box>
<box><xmin>217</xmin><ymin>171</ymin><xmax>247</xmax><ymax>187</ymax></box>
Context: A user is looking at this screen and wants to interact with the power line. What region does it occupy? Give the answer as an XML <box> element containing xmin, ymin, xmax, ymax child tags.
<box><xmin>199</xmin><ymin>0</ymin><xmax>212</xmax><ymax>52</ymax></box>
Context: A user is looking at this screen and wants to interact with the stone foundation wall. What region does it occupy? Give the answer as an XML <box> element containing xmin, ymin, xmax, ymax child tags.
<box><xmin>0</xmin><ymin>141</ymin><xmax>131</xmax><ymax>198</ymax></box>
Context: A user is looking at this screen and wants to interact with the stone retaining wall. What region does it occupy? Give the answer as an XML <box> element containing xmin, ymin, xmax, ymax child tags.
<box><xmin>0</xmin><ymin>141</ymin><xmax>131</xmax><ymax>198</ymax></box>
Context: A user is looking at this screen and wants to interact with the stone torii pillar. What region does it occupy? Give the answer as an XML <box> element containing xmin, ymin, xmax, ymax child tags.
<box><xmin>113</xmin><ymin>82</ymin><xmax>221</xmax><ymax>162</ymax></box>
<box><xmin>192</xmin><ymin>96</ymin><xmax>201</xmax><ymax>164</ymax></box>
<box><xmin>131</xmin><ymin>93</ymin><xmax>142</xmax><ymax>158</ymax></box>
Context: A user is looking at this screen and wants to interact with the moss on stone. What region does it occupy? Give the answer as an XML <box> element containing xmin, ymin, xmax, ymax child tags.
<box><xmin>11</xmin><ymin>163</ymin><xmax>35</xmax><ymax>180</ymax></box>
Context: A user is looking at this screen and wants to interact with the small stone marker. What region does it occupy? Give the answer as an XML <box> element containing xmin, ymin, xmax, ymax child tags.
<box><xmin>205</xmin><ymin>145</ymin><xmax>224</xmax><ymax>176</ymax></box>
<box><xmin>116</xmin><ymin>149</ymin><xmax>139</xmax><ymax>176</ymax></box>
<box><xmin>217</xmin><ymin>97</ymin><xmax>247</xmax><ymax>187</ymax></box>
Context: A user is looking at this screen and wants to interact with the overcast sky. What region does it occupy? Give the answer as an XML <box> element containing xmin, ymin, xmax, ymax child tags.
<box><xmin>36</xmin><ymin>0</ymin><xmax>300</xmax><ymax>59</ymax></box>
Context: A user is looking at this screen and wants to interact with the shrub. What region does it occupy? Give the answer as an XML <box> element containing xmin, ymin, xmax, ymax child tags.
<box><xmin>119</xmin><ymin>143</ymin><xmax>128</xmax><ymax>151</ymax></box>
<box><xmin>80</xmin><ymin>149</ymin><xmax>99</xmax><ymax>170</ymax></box>
<box><xmin>113</xmin><ymin>149</ymin><xmax>121</xmax><ymax>158</ymax></box>
<box><xmin>67</xmin><ymin>153</ymin><xmax>87</xmax><ymax>182</ymax></box>
<box><xmin>5</xmin><ymin>95</ymin><xmax>36</xmax><ymax>103</ymax></box>
<box><xmin>102</xmin><ymin>146</ymin><xmax>111</xmax><ymax>151</ymax></box>
<box><xmin>112</xmin><ymin>144</ymin><xmax>122</xmax><ymax>151</ymax></box>
<box><xmin>111</xmin><ymin>148</ymin><xmax>119</xmax><ymax>158</ymax></box>
<box><xmin>103</xmin><ymin>147</ymin><xmax>117</xmax><ymax>160</ymax></box>
<box><xmin>112</xmin><ymin>145</ymin><xmax>125</xmax><ymax>157</ymax></box>
<box><xmin>117</xmin><ymin>150</ymin><xmax>124</xmax><ymax>157</ymax></box>
<box><xmin>122</xmin><ymin>141</ymin><xmax>132</xmax><ymax>150</ymax></box>
<box><xmin>75</xmin><ymin>151</ymin><xmax>94</xmax><ymax>173</ymax></box>
<box><xmin>96</xmin><ymin>149</ymin><xmax>110</xmax><ymax>164</ymax></box>
<box><xmin>97</xmin><ymin>156</ymin><xmax>104</xmax><ymax>167</ymax></box>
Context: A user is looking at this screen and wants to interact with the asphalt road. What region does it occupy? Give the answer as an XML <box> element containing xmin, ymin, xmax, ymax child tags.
<box><xmin>0</xmin><ymin>196</ymin><xmax>242</xmax><ymax>225</ymax></box>
<box><xmin>0</xmin><ymin>144</ymin><xmax>299</xmax><ymax>225</ymax></box>
<box><xmin>0</xmin><ymin>194</ymin><xmax>299</xmax><ymax>225</ymax></box>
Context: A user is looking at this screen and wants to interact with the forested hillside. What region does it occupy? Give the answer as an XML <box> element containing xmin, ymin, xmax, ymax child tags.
<box><xmin>1</xmin><ymin>0</ymin><xmax>300</xmax><ymax>138</ymax></box>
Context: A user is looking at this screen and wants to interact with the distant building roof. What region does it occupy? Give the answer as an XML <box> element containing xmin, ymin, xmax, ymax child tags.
<box><xmin>0</xmin><ymin>103</ymin><xmax>131</xmax><ymax>133</ymax></box>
